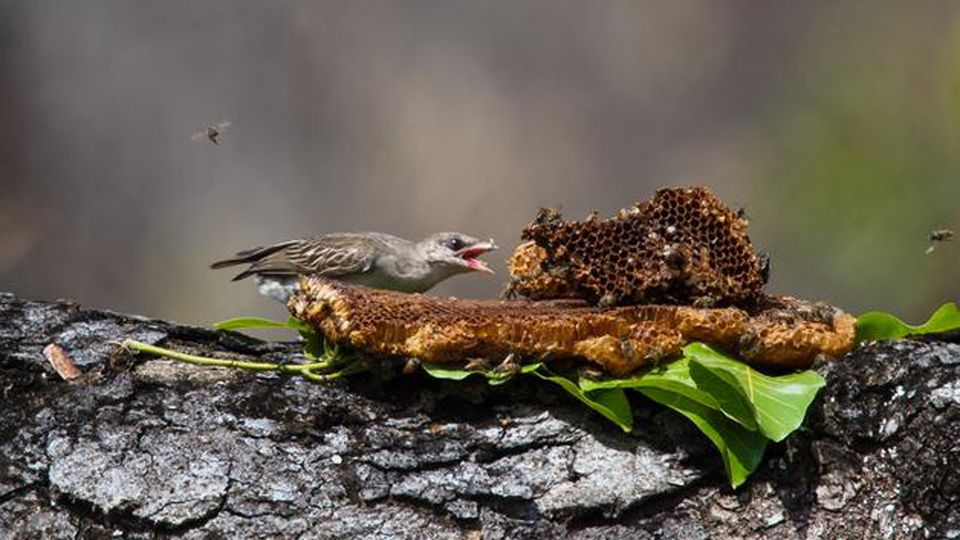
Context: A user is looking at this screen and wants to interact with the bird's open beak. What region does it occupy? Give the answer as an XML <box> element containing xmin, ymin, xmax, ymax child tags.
<box><xmin>457</xmin><ymin>240</ymin><xmax>497</xmax><ymax>274</ymax></box>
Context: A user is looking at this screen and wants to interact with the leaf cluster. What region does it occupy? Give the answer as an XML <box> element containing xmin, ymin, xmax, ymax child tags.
<box><xmin>422</xmin><ymin>342</ymin><xmax>823</xmax><ymax>488</ymax></box>
<box><xmin>855</xmin><ymin>302</ymin><xmax>960</xmax><ymax>342</ymax></box>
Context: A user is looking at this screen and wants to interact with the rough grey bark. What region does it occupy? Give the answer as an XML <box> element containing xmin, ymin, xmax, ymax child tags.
<box><xmin>1</xmin><ymin>291</ymin><xmax>958</xmax><ymax>539</ymax></box>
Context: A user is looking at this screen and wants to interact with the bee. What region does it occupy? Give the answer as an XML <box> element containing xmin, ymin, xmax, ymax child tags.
<box><xmin>759</xmin><ymin>252</ymin><xmax>771</xmax><ymax>284</ymax></box>
<box><xmin>577</xmin><ymin>366</ymin><xmax>604</xmax><ymax>380</ymax></box>
<box><xmin>464</xmin><ymin>358</ymin><xmax>490</xmax><ymax>372</ymax></box>
<box><xmin>191</xmin><ymin>121</ymin><xmax>232</xmax><ymax>145</ymax></box>
<box><xmin>597</xmin><ymin>292</ymin><xmax>619</xmax><ymax>308</ymax></box>
<box><xmin>494</xmin><ymin>353</ymin><xmax>520</xmax><ymax>376</ymax></box>
<box><xmin>501</xmin><ymin>277</ymin><xmax>523</xmax><ymax>300</ymax></box>
<box><xmin>662</xmin><ymin>244</ymin><xmax>685</xmax><ymax>270</ymax></box>
<box><xmin>692</xmin><ymin>295</ymin><xmax>718</xmax><ymax>308</ymax></box>
<box><xmin>533</xmin><ymin>206</ymin><xmax>563</xmax><ymax>225</ymax></box>
<box><xmin>931</xmin><ymin>229</ymin><xmax>955</xmax><ymax>242</ymax></box>
<box><xmin>402</xmin><ymin>357</ymin><xmax>421</xmax><ymax>375</ymax></box>
<box><xmin>618</xmin><ymin>334</ymin><xmax>635</xmax><ymax>362</ymax></box>
<box><xmin>925</xmin><ymin>228</ymin><xmax>955</xmax><ymax>255</ymax></box>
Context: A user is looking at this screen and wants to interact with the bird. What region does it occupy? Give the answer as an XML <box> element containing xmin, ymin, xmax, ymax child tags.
<box><xmin>211</xmin><ymin>232</ymin><xmax>498</xmax><ymax>303</ymax></box>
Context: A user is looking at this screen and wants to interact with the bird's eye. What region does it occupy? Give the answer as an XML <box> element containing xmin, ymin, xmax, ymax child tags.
<box><xmin>446</xmin><ymin>237</ymin><xmax>464</xmax><ymax>251</ymax></box>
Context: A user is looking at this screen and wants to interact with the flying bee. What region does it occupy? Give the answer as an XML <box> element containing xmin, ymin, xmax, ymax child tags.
<box><xmin>925</xmin><ymin>228</ymin><xmax>955</xmax><ymax>255</ymax></box>
<box><xmin>931</xmin><ymin>228</ymin><xmax>955</xmax><ymax>242</ymax></box>
<box><xmin>191</xmin><ymin>121</ymin><xmax>232</xmax><ymax>145</ymax></box>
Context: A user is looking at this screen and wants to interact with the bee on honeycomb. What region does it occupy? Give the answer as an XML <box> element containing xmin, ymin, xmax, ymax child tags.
<box><xmin>503</xmin><ymin>241</ymin><xmax>580</xmax><ymax>300</ymax></box>
<box><xmin>514</xmin><ymin>187</ymin><xmax>768</xmax><ymax>308</ymax></box>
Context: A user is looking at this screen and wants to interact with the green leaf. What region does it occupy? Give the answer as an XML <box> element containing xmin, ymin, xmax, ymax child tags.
<box><xmin>856</xmin><ymin>302</ymin><xmax>960</xmax><ymax>342</ymax></box>
<box><xmin>421</xmin><ymin>363</ymin><xmax>476</xmax><ymax>381</ymax></box>
<box><xmin>214</xmin><ymin>317</ymin><xmax>293</xmax><ymax>331</ymax></box>
<box><xmin>421</xmin><ymin>361</ymin><xmax>538</xmax><ymax>386</ymax></box>
<box><xmin>533</xmin><ymin>368</ymin><xmax>634</xmax><ymax>432</ymax></box>
<box><xmin>487</xmin><ymin>374</ymin><xmax>515</xmax><ymax>386</ymax></box>
<box><xmin>683</xmin><ymin>342</ymin><xmax>825</xmax><ymax>442</ymax></box>
<box><xmin>301</xmin><ymin>333</ymin><xmax>330</xmax><ymax>360</ymax></box>
<box><xmin>687</xmin><ymin>362</ymin><xmax>758</xmax><ymax>431</ymax></box>
<box><xmin>579</xmin><ymin>358</ymin><xmax>757</xmax><ymax>431</ymax></box>
<box><xmin>286</xmin><ymin>316</ymin><xmax>314</xmax><ymax>334</ymax></box>
<box><xmin>639</xmin><ymin>387</ymin><xmax>767</xmax><ymax>488</ymax></box>
<box><xmin>520</xmin><ymin>362</ymin><xmax>544</xmax><ymax>374</ymax></box>
<box><xmin>578</xmin><ymin>358</ymin><xmax>693</xmax><ymax>392</ymax></box>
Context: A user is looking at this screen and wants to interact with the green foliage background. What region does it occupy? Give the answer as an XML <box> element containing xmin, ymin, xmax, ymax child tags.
<box><xmin>753</xmin><ymin>4</ymin><xmax>960</xmax><ymax>318</ymax></box>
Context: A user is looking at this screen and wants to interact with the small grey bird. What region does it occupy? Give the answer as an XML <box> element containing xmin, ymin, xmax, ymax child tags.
<box><xmin>211</xmin><ymin>232</ymin><xmax>497</xmax><ymax>302</ymax></box>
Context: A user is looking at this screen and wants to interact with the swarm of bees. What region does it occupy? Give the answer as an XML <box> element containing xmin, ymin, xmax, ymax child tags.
<box><xmin>191</xmin><ymin>121</ymin><xmax>232</xmax><ymax>146</ymax></box>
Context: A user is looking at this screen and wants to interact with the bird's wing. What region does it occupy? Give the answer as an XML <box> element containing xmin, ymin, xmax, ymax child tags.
<box><xmin>249</xmin><ymin>234</ymin><xmax>379</xmax><ymax>278</ymax></box>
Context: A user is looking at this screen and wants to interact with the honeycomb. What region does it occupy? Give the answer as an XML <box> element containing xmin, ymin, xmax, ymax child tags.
<box><xmin>290</xmin><ymin>276</ymin><xmax>856</xmax><ymax>375</ymax></box>
<box><xmin>504</xmin><ymin>242</ymin><xmax>580</xmax><ymax>300</ymax></box>
<box><xmin>739</xmin><ymin>295</ymin><xmax>858</xmax><ymax>369</ymax></box>
<box><xmin>515</xmin><ymin>187</ymin><xmax>766</xmax><ymax>307</ymax></box>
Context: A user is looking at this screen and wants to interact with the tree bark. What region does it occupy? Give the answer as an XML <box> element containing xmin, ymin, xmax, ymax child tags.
<box><xmin>1</xmin><ymin>292</ymin><xmax>958</xmax><ymax>539</ymax></box>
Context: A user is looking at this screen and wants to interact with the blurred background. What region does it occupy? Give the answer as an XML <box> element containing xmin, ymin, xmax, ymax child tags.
<box><xmin>1</xmin><ymin>1</ymin><xmax>957</xmax><ymax>325</ymax></box>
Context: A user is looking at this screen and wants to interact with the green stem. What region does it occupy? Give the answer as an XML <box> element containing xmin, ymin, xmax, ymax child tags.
<box><xmin>282</xmin><ymin>359</ymin><xmax>342</xmax><ymax>371</ymax></box>
<box><xmin>120</xmin><ymin>339</ymin><xmax>340</xmax><ymax>376</ymax></box>
<box><xmin>301</xmin><ymin>359</ymin><xmax>369</xmax><ymax>381</ymax></box>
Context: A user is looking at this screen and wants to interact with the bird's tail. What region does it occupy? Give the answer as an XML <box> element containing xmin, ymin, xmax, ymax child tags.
<box><xmin>210</xmin><ymin>242</ymin><xmax>296</xmax><ymax>281</ymax></box>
